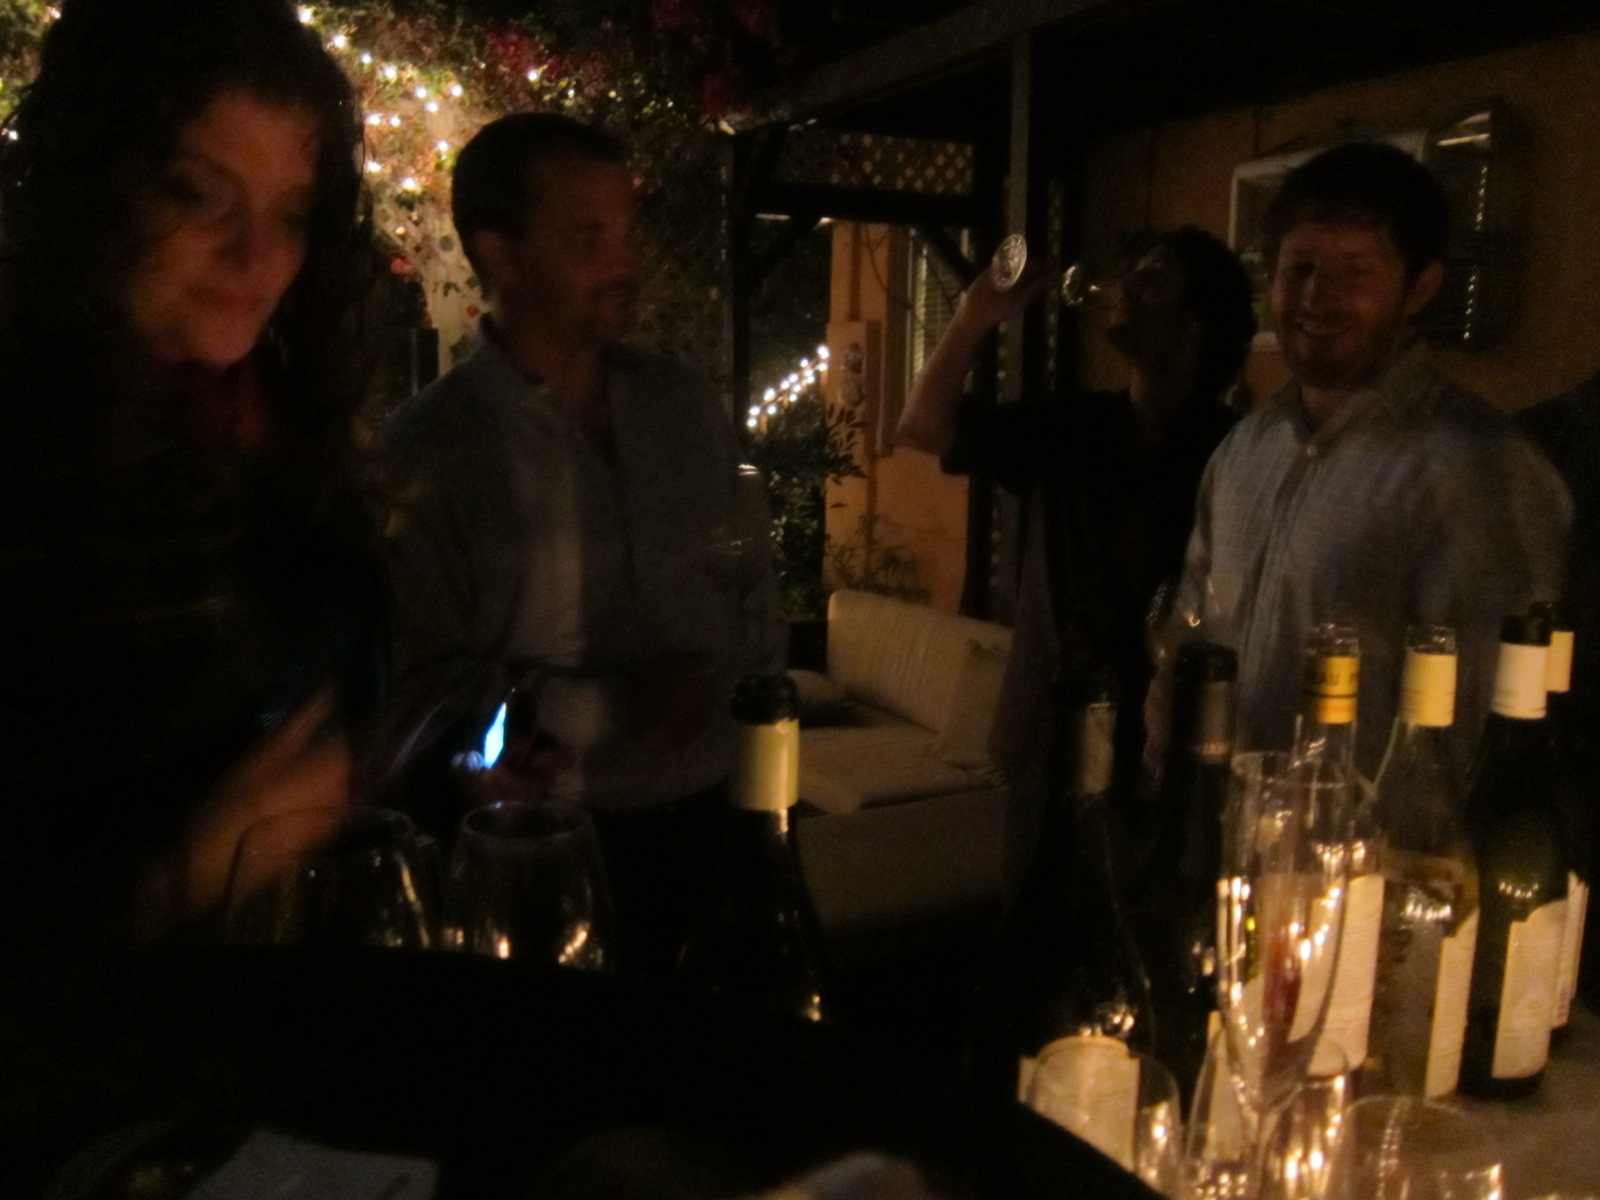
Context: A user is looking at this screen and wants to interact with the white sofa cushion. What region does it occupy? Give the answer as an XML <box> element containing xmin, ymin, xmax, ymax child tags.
<box><xmin>799</xmin><ymin>715</ymin><xmax>1003</xmax><ymax>815</ymax></box>
<box><xmin>929</xmin><ymin>639</ymin><xmax>1009</xmax><ymax>770</ymax></box>
<box><xmin>826</xmin><ymin>589</ymin><xmax>1013</xmax><ymax>734</ymax></box>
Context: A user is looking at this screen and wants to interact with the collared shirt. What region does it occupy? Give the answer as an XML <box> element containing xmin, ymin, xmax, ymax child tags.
<box><xmin>381</xmin><ymin>333</ymin><xmax>785</xmax><ymax>809</ymax></box>
<box><xmin>1176</xmin><ymin>342</ymin><xmax>1571</xmax><ymax>777</ymax></box>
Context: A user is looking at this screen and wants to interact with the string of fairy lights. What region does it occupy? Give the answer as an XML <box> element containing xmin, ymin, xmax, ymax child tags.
<box><xmin>747</xmin><ymin>343</ymin><xmax>829</xmax><ymax>432</ymax></box>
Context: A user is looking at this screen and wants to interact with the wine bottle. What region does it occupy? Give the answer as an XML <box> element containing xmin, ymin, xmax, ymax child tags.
<box><xmin>676</xmin><ymin>674</ymin><xmax>833</xmax><ymax>1023</ymax></box>
<box><xmin>1532</xmin><ymin>602</ymin><xmax>1589</xmax><ymax>1042</ymax></box>
<box><xmin>969</xmin><ymin>667</ymin><xmax>1152</xmax><ymax>1103</ymax></box>
<box><xmin>1368</xmin><ymin>626</ymin><xmax>1479</xmax><ymax>1098</ymax></box>
<box><xmin>1461</xmin><ymin>614</ymin><xmax>1567</xmax><ymax>1099</ymax></box>
<box><xmin>1293</xmin><ymin>624</ymin><xmax>1383</xmax><ymax>1078</ymax></box>
<box><xmin>1130</xmin><ymin>642</ymin><xmax>1236</xmax><ymax>1105</ymax></box>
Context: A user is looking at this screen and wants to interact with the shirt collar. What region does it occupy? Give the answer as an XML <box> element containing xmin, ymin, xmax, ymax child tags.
<box><xmin>1267</xmin><ymin>339</ymin><xmax>1432</xmax><ymax>445</ymax></box>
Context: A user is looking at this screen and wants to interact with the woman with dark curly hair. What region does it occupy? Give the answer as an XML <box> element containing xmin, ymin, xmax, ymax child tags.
<box><xmin>0</xmin><ymin>0</ymin><xmax>382</xmax><ymax>950</ymax></box>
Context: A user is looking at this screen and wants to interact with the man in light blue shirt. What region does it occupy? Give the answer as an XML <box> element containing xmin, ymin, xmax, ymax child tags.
<box><xmin>382</xmin><ymin>115</ymin><xmax>783</xmax><ymax>973</ymax></box>
<box><xmin>1159</xmin><ymin>142</ymin><xmax>1568</xmax><ymax>777</ymax></box>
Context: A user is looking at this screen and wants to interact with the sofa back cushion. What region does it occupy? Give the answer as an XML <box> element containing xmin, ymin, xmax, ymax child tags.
<box><xmin>826</xmin><ymin>589</ymin><xmax>1013</xmax><ymax>732</ymax></box>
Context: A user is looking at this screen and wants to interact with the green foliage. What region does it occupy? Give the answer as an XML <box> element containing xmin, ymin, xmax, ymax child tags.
<box><xmin>827</xmin><ymin>513</ymin><xmax>928</xmax><ymax>603</ymax></box>
<box><xmin>743</xmin><ymin>388</ymin><xmax>861</xmax><ymax>618</ymax></box>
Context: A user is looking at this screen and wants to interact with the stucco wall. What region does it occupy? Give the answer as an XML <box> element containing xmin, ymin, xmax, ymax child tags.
<box><xmin>824</xmin><ymin>222</ymin><xmax>970</xmax><ymax>614</ymax></box>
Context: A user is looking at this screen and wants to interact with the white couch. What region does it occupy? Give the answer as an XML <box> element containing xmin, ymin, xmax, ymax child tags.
<box><xmin>790</xmin><ymin>589</ymin><xmax>1013</xmax><ymax>955</ymax></box>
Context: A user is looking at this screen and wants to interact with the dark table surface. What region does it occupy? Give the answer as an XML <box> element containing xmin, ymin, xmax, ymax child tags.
<box><xmin>0</xmin><ymin>945</ymin><xmax>1163</xmax><ymax>1200</ymax></box>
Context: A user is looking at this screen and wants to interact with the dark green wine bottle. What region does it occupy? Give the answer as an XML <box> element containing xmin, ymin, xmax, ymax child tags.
<box><xmin>676</xmin><ymin>674</ymin><xmax>833</xmax><ymax>1023</ymax></box>
<box><xmin>1531</xmin><ymin>601</ymin><xmax>1590</xmax><ymax>1044</ymax></box>
<box><xmin>1461</xmin><ymin>614</ymin><xmax>1566</xmax><ymax>1099</ymax></box>
<box><xmin>1130</xmin><ymin>642</ymin><xmax>1236</xmax><ymax>1107</ymax></box>
<box><xmin>970</xmin><ymin>667</ymin><xmax>1153</xmax><ymax>1103</ymax></box>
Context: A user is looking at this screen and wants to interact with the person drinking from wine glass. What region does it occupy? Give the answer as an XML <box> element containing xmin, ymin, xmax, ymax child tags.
<box><xmin>0</xmin><ymin>0</ymin><xmax>382</xmax><ymax>954</ymax></box>
<box><xmin>897</xmin><ymin>227</ymin><xmax>1257</xmax><ymax>882</ymax></box>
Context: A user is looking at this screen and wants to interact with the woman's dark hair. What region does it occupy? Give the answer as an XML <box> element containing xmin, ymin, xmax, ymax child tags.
<box><xmin>1147</xmin><ymin>225</ymin><xmax>1257</xmax><ymax>402</ymax></box>
<box><xmin>1259</xmin><ymin>141</ymin><xmax>1451</xmax><ymax>280</ymax></box>
<box><xmin>0</xmin><ymin>0</ymin><xmax>367</xmax><ymax>470</ymax></box>
<box><xmin>451</xmin><ymin>112</ymin><xmax>627</xmax><ymax>278</ymax></box>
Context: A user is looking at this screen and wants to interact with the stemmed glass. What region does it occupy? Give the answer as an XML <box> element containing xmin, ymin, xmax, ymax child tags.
<box><xmin>442</xmin><ymin>800</ymin><xmax>617</xmax><ymax>970</ymax></box>
<box><xmin>224</xmin><ymin>805</ymin><xmax>440</xmax><ymax>949</ymax></box>
<box><xmin>988</xmin><ymin>233</ymin><xmax>1104</xmax><ymax>306</ymax></box>
<box><xmin>1325</xmin><ymin>1096</ymin><xmax>1503</xmax><ymax>1200</ymax></box>
<box><xmin>1027</xmin><ymin>1037</ymin><xmax>1185</xmax><ymax>1197</ymax></box>
<box><xmin>1215</xmin><ymin>751</ymin><xmax>1353</xmax><ymax>1193</ymax></box>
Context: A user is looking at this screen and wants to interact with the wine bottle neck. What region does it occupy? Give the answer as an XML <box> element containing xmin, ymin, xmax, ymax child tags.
<box><xmin>730</xmin><ymin>718</ymin><xmax>799</xmax><ymax>813</ymax></box>
<box><xmin>1296</xmin><ymin>650</ymin><xmax>1359</xmax><ymax>771</ymax></box>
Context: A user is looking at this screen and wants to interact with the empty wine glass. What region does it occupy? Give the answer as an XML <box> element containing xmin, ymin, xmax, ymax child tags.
<box><xmin>1027</xmin><ymin>1037</ymin><xmax>1185</xmax><ymax>1197</ymax></box>
<box><xmin>1186</xmin><ymin>1026</ymin><xmax>1255</xmax><ymax>1200</ymax></box>
<box><xmin>1258</xmin><ymin>1045</ymin><xmax>1350</xmax><ymax>1200</ymax></box>
<box><xmin>443</xmin><ymin>800</ymin><xmax>617</xmax><ymax>970</ymax></box>
<box><xmin>224</xmin><ymin>805</ymin><xmax>439</xmax><ymax>949</ymax></box>
<box><xmin>987</xmin><ymin>233</ymin><xmax>1105</xmax><ymax>305</ymax></box>
<box><xmin>1326</xmin><ymin>1096</ymin><xmax>1504</xmax><ymax>1200</ymax></box>
<box><xmin>1218</xmin><ymin>752</ymin><xmax>1352</xmax><ymax>1119</ymax></box>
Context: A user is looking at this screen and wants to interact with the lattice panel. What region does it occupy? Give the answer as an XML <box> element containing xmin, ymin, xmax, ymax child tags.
<box><xmin>774</xmin><ymin>127</ymin><xmax>975</xmax><ymax>196</ymax></box>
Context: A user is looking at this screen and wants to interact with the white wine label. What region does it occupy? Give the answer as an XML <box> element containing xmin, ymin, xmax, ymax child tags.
<box><xmin>1492</xmin><ymin>899</ymin><xmax>1566</xmax><ymax>1079</ymax></box>
<box><xmin>1312</xmin><ymin>873</ymin><xmax>1385</xmax><ymax>1074</ymax></box>
<box><xmin>1425</xmin><ymin>910</ymin><xmax>1478</xmax><ymax>1099</ymax></box>
<box><xmin>1547</xmin><ymin>629</ymin><xmax>1575</xmax><ymax>693</ymax></box>
<box><xmin>1555</xmin><ymin>874</ymin><xmax>1589</xmax><ymax>1027</ymax></box>
<box><xmin>1491</xmin><ymin>643</ymin><xmax>1548</xmax><ymax>719</ymax></box>
<box><xmin>1026</xmin><ymin>1036</ymin><xmax>1140</xmax><ymax>1171</ymax></box>
<box><xmin>1399</xmin><ymin>650</ymin><xmax>1457</xmax><ymax>727</ymax></box>
<box><xmin>731</xmin><ymin>719</ymin><xmax>800</xmax><ymax>811</ymax></box>
<box><xmin>1305</xmin><ymin>655</ymin><xmax>1359</xmax><ymax>724</ymax></box>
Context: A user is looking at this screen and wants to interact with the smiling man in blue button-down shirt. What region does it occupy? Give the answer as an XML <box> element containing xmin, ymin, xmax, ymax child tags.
<box><xmin>1157</xmin><ymin>142</ymin><xmax>1569</xmax><ymax>778</ymax></box>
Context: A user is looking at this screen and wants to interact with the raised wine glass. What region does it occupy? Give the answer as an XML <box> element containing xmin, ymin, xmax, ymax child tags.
<box><xmin>988</xmin><ymin>233</ymin><xmax>1104</xmax><ymax>305</ymax></box>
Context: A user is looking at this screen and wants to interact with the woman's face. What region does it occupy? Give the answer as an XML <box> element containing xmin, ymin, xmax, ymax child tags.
<box><xmin>126</xmin><ymin>89</ymin><xmax>320</xmax><ymax>371</ymax></box>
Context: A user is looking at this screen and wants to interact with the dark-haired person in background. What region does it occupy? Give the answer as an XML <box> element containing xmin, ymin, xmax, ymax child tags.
<box><xmin>1154</xmin><ymin>141</ymin><xmax>1569</xmax><ymax>778</ymax></box>
<box><xmin>897</xmin><ymin>226</ymin><xmax>1257</xmax><ymax>877</ymax></box>
<box><xmin>0</xmin><ymin>0</ymin><xmax>379</xmax><ymax>952</ymax></box>
<box><xmin>381</xmin><ymin>114</ymin><xmax>783</xmax><ymax>975</ymax></box>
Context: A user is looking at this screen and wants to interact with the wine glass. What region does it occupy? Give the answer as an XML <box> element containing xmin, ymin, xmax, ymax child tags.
<box><xmin>1216</xmin><ymin>752</ymin><xmax>1353</xmax><ymax>1174</ymax></box>
<box><xmin>1026</xmin><ymin>1037</ymin><xmax>1185</xmax><ymax>1197</ymax></box>
<box><xmin>442</xmin><ymin>800</ymin><xmax>617</xmax><ymax>970</ymax></box>
<box><xmin>1326</xmin><ymin>1096</ymin><xmax>1504</xmax><ymax>1200</ymax></box>
<box><xmin>987</xmin><ymin>233</ymin><xmax>1105</xmax><ymax>306</ymax></box>
<box><xmin>224</xmin><ymin>805</ymin><xmax>440</xmax><ymax>949</ymax></box>
<box><xmin>1186</xmin><ymin>1026</ymin><xmax>1256</xmax><ymax>1200</ymax></box>
<box><xmin>1257</xmin><ymin>1045</ymin><xmax>1350</xmax><ymax>1200</ymax></box>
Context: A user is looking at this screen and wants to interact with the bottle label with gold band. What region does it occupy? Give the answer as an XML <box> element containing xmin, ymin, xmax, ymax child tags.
<box><xmin>731</xmin><ymin>719</ymin><xmax>800</xmax><ymax>812</ymax></box>
<box><xmin>1400</xmin><ymin>650</ymin><xmax>1457</xmax><ymax>728</ymax></box>
<box><xmin>1304</xmin><ymin>655</ymin><xmax>1359</xmax><ymax>724</ymax></box>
